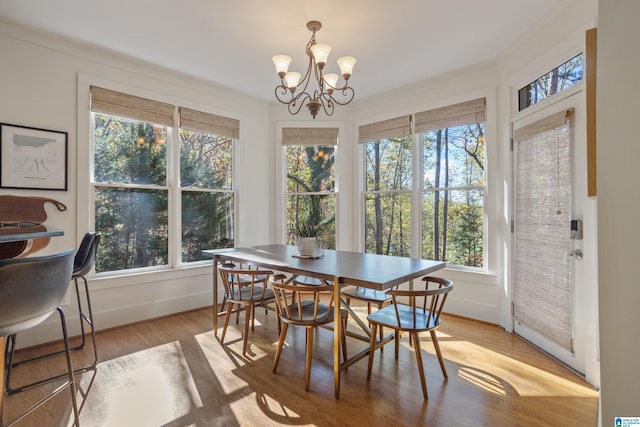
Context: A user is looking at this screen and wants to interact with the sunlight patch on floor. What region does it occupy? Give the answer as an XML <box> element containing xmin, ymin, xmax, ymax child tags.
<box><xmin>445</xmin><ymin>340</ymin><xmax>597</xmax><ymax>398</ymax></box>
<box><xmin>73</xmin><ymin>341</ymin><xmax>202</xmax><ymax>427</ymax></box>
<box><xmin>458</xmin><ymin>366</ymin><xmax>507</xmax><ymax>395</ymax></box>
<box><xmin>231</xmin><ymin>391</ymin><xmax>310</xmax><ymax>426</ymax></box>
<box><xmin>196</xmin><ymin>331</ymin><xmax>271</xmax><ymax>395</ymax></box>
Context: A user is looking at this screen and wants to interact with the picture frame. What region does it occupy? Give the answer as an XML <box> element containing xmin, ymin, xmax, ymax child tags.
<box><xmin>0</xmin><ymin>123</ymin><xmax>68</xmax><ymax>191</ymax></box>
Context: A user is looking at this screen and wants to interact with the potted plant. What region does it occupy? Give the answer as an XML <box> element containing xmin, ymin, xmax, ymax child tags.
<box><xmin>295</xmin><ymin>221</ymin><xmax>320</xmax><ymax>257</ymax></box>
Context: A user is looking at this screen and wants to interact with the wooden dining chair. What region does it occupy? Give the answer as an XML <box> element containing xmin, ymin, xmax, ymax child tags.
<box><xmin>366</xmin><ymin>276</ymin><xmax>453</xmax><ymax>400</ymax></box>
<box><xmin>218</xmin><ymin>266</ymin><xmax>275</xmax><ymax>355</ymax></box>
<box><xmin>269</xmin><ymin>274</ymin><xmax>348</xmax><ymax>392</ymax></box>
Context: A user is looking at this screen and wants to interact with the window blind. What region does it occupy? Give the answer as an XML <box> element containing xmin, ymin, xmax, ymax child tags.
<box><xmin>358</xmin><ymin>115</ymin><xmax>412</xmax><ymax>143</ymax></box>
<box><xmin>512</xmin><ymin>108</ymin><xmax>574</xmax><ymax>352</ymax></box>
<box><xmin>282</xmin><ymin>127</ymin><xmax>338</xmax><ymax>146</ymax></box>
<box><xmin>90</xmin><ymin>86</ymin><xmax>175</xmax><ymax>127</ymax></box>
<box><xmin>415</xmin><ymin>98</ymin><xmax>485</xmax><ymax>133</ymax></box>
<box><xmin>180</xmin><ymin>107</ymin><xmax>239</xmax><ymax>139</ymax></box>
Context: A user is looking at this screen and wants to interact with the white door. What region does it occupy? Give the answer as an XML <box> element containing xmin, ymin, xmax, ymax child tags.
<box><xmin>511</xmin><ymin>90</ymin><xmax>591</xmax><ymax>374</ymax></box>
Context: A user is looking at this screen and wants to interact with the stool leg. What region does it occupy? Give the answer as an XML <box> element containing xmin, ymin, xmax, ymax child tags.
<box><xmin>76</xmin><ymin>275</ymin><xmax>99</xmax><ymax>370</ymax></box>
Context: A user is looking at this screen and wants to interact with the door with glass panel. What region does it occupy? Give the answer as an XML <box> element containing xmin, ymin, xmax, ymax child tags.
<box><xmin>512</xmin><ymin>93</ymin><xmax>586</xmax><ymax>373</ymax></box>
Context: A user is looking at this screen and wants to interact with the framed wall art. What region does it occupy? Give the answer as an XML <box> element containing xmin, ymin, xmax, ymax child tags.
<box><xmin>0</xmin><ymin>123</ymin><xmax>68</xmax><ymax>191</ymax></box>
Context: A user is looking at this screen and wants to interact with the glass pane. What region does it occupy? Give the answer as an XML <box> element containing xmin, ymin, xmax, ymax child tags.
<box><xmin>365</xmin><ymin>137</ymin><xmax>412</xmax><ymax>191</ymax></box>
<box><xmin>180</xmin><ymin>129</ymin><xmax>232</xmax><ymax>189</ymax></box>
<box><xmin>94</xmin><ymin>114</ymin><xmax>167</xmax><ymax>185</ymax></box>
<box><xmin>423</xmin><ymin>123</ymin><xmax>485</xmax><ymax>188</ymax></box>
<box><xmin>95</xmin><ymin>187</ymin><xmax>168</xmax><ymax>272</ymax></box>
<box><xmin>364</xmin><ymin>192</ymin><xmax>411</xmax><ymax>256</ymax></box>
<box><xmin>518</xmin><ymin>53</ymin><xmax>584</xmax><ymax>111</ymax></box>
<box><xmin>286</xmin><ymin>194</ymin><xmax>335</xmax><ymax>249</ymax></box>
<box><xmin>286</xmin><ymin>145</ymin><xmax>335</xmax><ymax>193</ymax></box>
<box><xmin>422</xmin><ymin>188</ymin><xmax>484</xmax><ymax>267</ymax></box>
<box><xmin>182</xmin><ymin>191</ymin><xmax>234</xmax><ymax>262</ymax></box>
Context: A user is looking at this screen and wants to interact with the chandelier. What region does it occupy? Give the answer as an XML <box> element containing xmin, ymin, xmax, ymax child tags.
<box><xmin>272</xmin><ymin>21</ymin><xmax>356</xmax><ymax>119</ymax></box>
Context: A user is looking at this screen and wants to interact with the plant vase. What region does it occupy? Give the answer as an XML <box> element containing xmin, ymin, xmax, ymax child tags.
<box><xmin>297</xmin><ymin>236</ymin><xmax>316</xmax><ymax>257</ymax></box>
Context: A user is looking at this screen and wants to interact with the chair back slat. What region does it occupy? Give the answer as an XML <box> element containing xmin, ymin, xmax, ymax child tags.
<box><xmin>218</xmin><ymin>266</ymin><xmax>273</xmax><ymax>302</ymax></box>
<box><xmin>386</xmin><ymin>276</ymin><xmax>453</xmax><ymax>331</ymax></box>
<box><xmin>269</xmin><ymin>276</ymin><xmax>336</xmax><ymax>325</ymax></box>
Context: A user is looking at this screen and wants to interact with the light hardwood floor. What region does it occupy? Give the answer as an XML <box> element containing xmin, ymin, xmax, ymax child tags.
<box><xmin>3</xmin><ymin>304</ymin><xmax>599</xmax><ymax>426</ymax></box>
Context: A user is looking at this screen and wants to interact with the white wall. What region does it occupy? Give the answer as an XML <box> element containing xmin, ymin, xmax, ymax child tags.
<box><xmin>597</xmin><ymin>0</ymin><xmax>640</xmax><ymax>421</ymax></box>
<box><xmin>0</xmin><ymin>19</ymin><xmax>271</xmax><ymax>347</ymax></box>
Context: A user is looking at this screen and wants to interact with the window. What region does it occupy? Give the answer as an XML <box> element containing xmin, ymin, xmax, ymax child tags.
<box><xmin>179</xmin><ymin>107</ymin><xmax>236</xmax><ymax>262</ymax></box>
<box><xmin>283</xmin><ymin>127</ymin><xmax>337</xmax><ymax>249</ymax></box>
<box><xmin>90</xmin><ymin>86</ymin><xmax>237</xmax><ymax>273</ymax></box>
<box><xmin>361</xmin><ymin>99</ymin><xmax>486</xmax><ymax>269</ymax></box>
<box><xmin>361</xmin><ymin>116</ymin><xmax>413</xmax><ymax>256</ymax></box>
<box><xmin>518</xmin><ymin>53</ymin><xmax>584</xmax><ymax>111</ymax></box>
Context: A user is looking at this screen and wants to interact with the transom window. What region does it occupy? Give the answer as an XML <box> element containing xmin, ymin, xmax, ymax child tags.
<box><xmin>518</xmin><ymin>53</ymin><xmax>584</xmax><ymax>111</ymax></box>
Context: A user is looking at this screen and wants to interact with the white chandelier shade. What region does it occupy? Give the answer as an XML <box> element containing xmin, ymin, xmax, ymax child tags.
<box><xmin>272</xmin><ymin>21</ymin><xmax>356</xmax><ymax>119</ymax></box>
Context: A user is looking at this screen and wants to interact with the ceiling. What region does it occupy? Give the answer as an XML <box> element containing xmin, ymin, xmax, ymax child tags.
<box><xmin>0</xmin><ymin>0</ymin><xmax>564</xmax><ymax>102</ymax></box>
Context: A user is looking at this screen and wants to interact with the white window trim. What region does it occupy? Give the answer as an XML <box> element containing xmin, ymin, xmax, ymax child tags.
<box><xmin>274</xmin><ymin>120</ymin><xmax>346</xmax><ymax>248</ymax></box>
<box><xmin>77</xmin><ymin>73</ymin><xmax>240</xmax><ymax>277</ymax></box>
<box><xmin>356</xmin><ymin>89</ymin><xmax>497</xmax><ymax>274</ymax></box>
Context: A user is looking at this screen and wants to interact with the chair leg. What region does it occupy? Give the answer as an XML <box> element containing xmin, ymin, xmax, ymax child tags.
<box><xmin>377</xmin><ymin>302</ymin><xmax>385</xmax><ymax>353</ymax></box>
<box><xmin>251</xmin><ymin>303</ymin><xmax>256</xmax><ymax>331</ymax></box>
<box><xmin>412</xmin><ymin>332</ymin><xmax>428</xmax><ymax>400</ymax></box>
<box><xmin>58</xmin><ymin>307</ymin><xmax>80</xmax><ymax>426</ymax></box>
<box><xmin>430</xmin><ymin>330</ymin><xmax>448</xmax><ymax>379</ymax></box>
<box><xmin>74</xmin><ymin>275</ymin><xmax>99</xmax><ymax>371</ymax></box>
<box><xmin>218</xmin><ymin>295</ymin><xmax>227</xmax><ymax>313</ymax></box>
<box><xmin>242</xmin><ymin>304</ymin><xmax>252</xmax><ymax>354</ymax></box>
<box><xmin>341</xmin><ymin>315</ymin><xmax>348</xmax><ymax>363</ymax></box>
<box><xmin>304</xmin><ymin>326</ymin><xmax>315</xmax><ymax>392</ymax></box>
<box><xmin>276</xmin><ymin>311</ymin><xmax>282</xmax><ymax>335</ymax></box>
<box><xmin>4</xmin><ymin>308</ymin><xmax>80</xmax><ymax>427</ymax></box>
<box><xmin>4</xmin><ymin>334</ymin><xmax>18</xmax><ymax>393</ymax></box>
<box><xmin>394</xmin><ymin>330</ymin><xmax>401</xmax><ymax>360</ymax></box>
<box><xmin>220</xmin><ymin>302</ymin><xmax>234</xmax><ymax>344</ymax></box>
<box><xmin>272</xmin><ymin>323</ymin><xmax>288</xmax><ymax>373</ymax></box>
<box><xmin>367</xmin><ymin>323</ymin><xmax>378</xmax><ymax>381</ymax></box>
<box><xmin>72</xmin><ymin>277</ymin><xmax>87</xmax><ymax>350</ymax></box>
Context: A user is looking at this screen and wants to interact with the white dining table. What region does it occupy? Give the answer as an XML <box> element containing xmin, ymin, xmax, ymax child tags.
<box><xmin>202</xmin><ymin>244</ymin><xmax>445</xmax><ymax>399</ymax></box>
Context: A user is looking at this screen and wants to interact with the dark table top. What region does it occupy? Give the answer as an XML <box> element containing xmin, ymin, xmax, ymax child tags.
<box><xmin>203</xmin><ymin>244</ymin><xmax>445</xmax><ymax>290</ymax></box>
<box><xmin>0</xmin><ymin>223</ymin><xmax>64</xmax><ymax>243</ymax></box>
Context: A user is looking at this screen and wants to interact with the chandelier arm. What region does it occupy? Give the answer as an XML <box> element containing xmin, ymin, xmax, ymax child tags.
<box><xmin>274</xmin><ymin>83</ymin><xmax>294</xmax><ymax>105</ymax></box>
<box><xmin>328</xmin><ymin>86</ymin><xmax>355</xmax><ymax>106</ymax></box>
<box><xmin>293</xmin><ymin>53</ymin><xmax>314</xmax><ymax>102</ymax></box>
<box><xmin>318</xmin><ymin>92</ymin><xmax>335</xmax><ymax>117</ymax></box>
<box><xmin>288</xmin><ymin>91</ymin><xmax>311</xmax><ymax>115</ymax></box>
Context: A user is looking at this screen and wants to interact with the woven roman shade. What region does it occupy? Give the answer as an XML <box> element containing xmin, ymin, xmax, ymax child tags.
<box><xmin>512</xmin><ymin>108</ymin><xmax>574</xmax><ymax>352</ymax></box>
<box><xmin>180</xmin><ymin>107</ymin><xmax>239</xmax><ymax>139</ymax></box>
<box><xmin>513</xmin><ymin>109</ymin><xmax>573</xmax><ymax>142</ymax></box>
<box><xmin>415</xmin><ymin>98</ymin><xmax>486</xmax><ymax>133</ymax></box>
<box><xmin>358</xmin><ymin>115</ymin><xmax>411</xmax><ymax>143</ymax></box>
<box><xmin>282</xmin><ymin>127</ymin><xmax>338</xmax><ymax>146</ymax></box>
<box><xmin>90</xmin><ymin>86</ymin><xmax>175</xmax><ymax>127</ymax></box>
